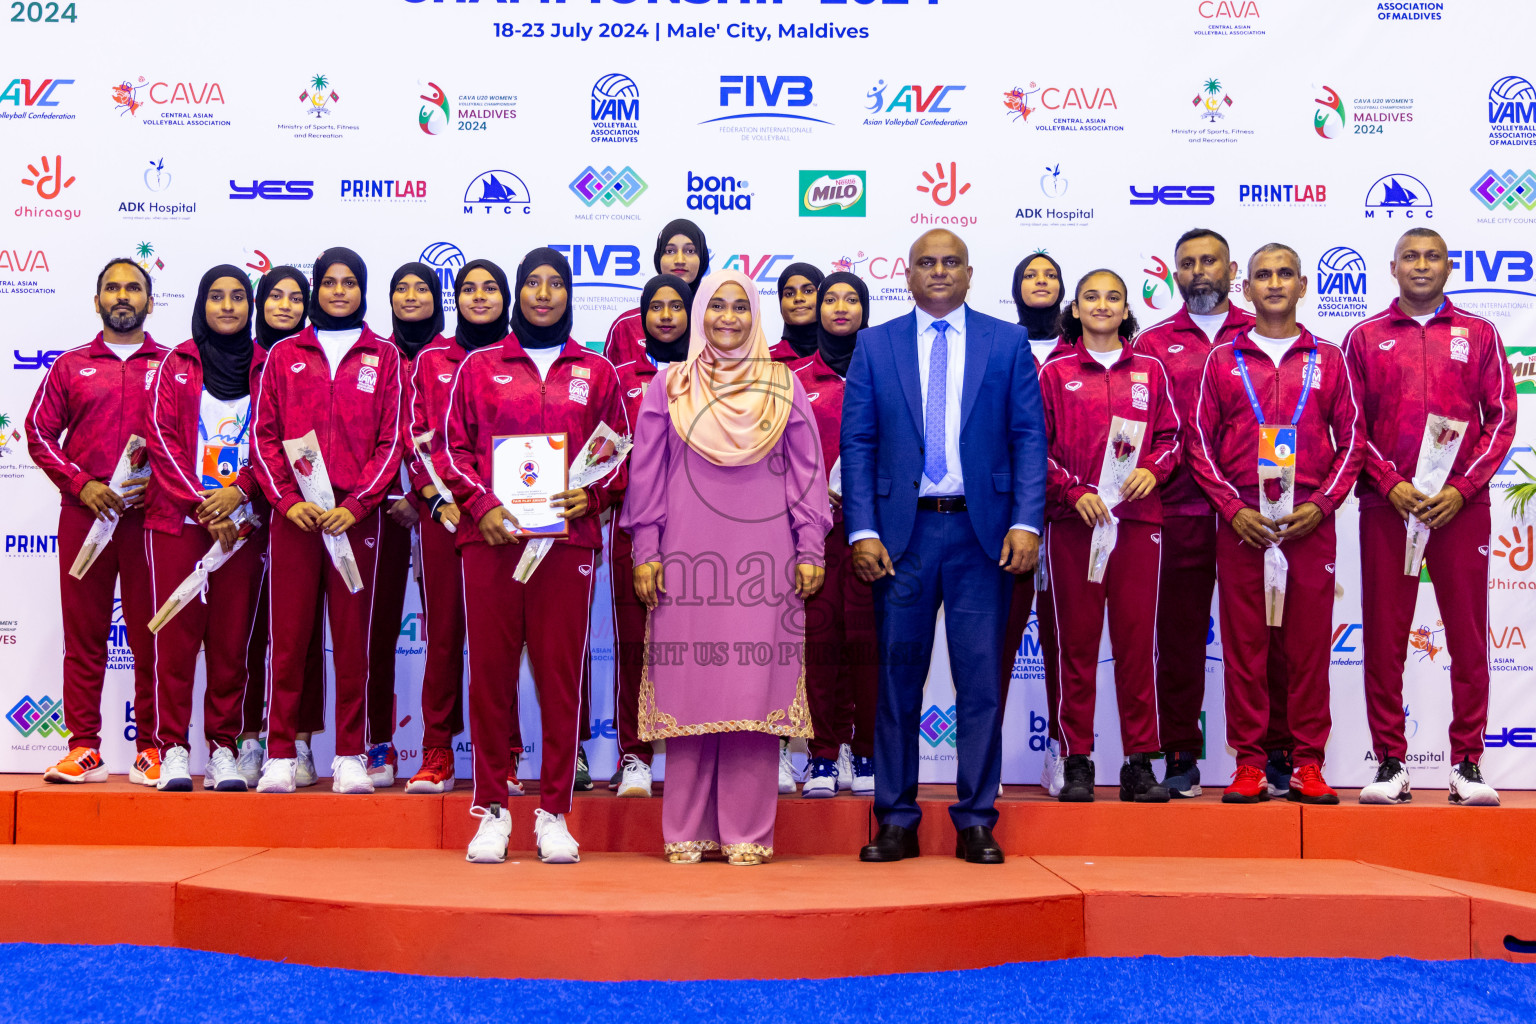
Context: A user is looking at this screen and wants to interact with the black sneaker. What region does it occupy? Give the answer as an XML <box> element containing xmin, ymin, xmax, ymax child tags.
<box><xmin>1162</xmin><ymin>752</ymin><xmax>1202</xmax><ymax>798</ymax></box>
<box><xmin>1264</xmin><ymin>748</ymin><xmax>1293</xmax><ymax>798</ymax></box>
<box><xmin>1059</xmin><ymin>754</ymin><xmax>1095</xmax><ymax>803</ymax></box>
<box><xmin>1119</xmin><ymin>753</ymin><xmax>1170</xmax><ymax>803</ymax></box>
<box><xmin>607</xmin><ymin>766</ymin><xmax>623</xmax><ymax>791</ymax></box>
<box><xmin>574</xmin><ymin>745</ymin><xmax>594</xmax><ymax>791</ymax></box>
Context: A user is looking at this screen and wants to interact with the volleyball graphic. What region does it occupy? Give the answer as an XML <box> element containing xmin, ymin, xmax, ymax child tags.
<box><xmin>592</xmin><ymin>73</ymin><xmax>639</xmax><ymax>106</ymax></box>
<box><xmin>1490</xmin><ymin>75</ymin><xmax>1536</xmax><ymax>107</ymax></box>
<box><xmin>1318</xmin><ymin>246</ymin><xmax>1366</xmax><ymax>278</ymax></box>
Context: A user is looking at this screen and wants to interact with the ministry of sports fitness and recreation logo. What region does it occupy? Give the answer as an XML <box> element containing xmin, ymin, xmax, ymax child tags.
<box><xmin>419</xmin><ymin>241</ymin><xmax>465</xmax><ymax>312</ymax></box>
<box><xmin>1194</xmin><ymin>76</ymin><xmax>1234</xmax><ymax>122</ymax></box>
<box><xmin>591</xmin><ymin>73</ymin><xmax>639</xmax><ymax>143</ymax></box>
<box><xmin>134</xmin><ymin>240</ymin><xmax>164</xmax><ymax>273</ymax></box>
<box><xmin>463</xmin><ymin>170</ymin><xmax>531</xmax><ymax>215</ymax></box>
<box><xmin>1314</xmin><ymin>86</ymin><xmax>1345</xmax><ymax>138</ymax></box>
<box><xmin>419</xmin><ymin>82</ymin><xmax>450</xmax><ymax>134</ymax></box>
<box><xmin>6</xmin><ymin>694</ymin><xmax>69</xmax><ymax>739</ymax></box>
<box><xmin>1314</xmin><ymin>246</ymin><xmax>1367</xmax><ymax>319</ymax></box>
<box><xmin>1364</xmin><ymin>173</ymin><xmax>1433</xmax><ymax>219</ymax></box>
<box><xmin>569</xmin><ymin>166</ymin><xmax>647</xmax><ymax>208</ymax></box>
<box><xmin>1470</xmin><ymin>169</ymin><xmax>1536</xmax><ymax>215</ymax></box>
<box><xmin>300</xmin><ymin>73</ymin><xmax>339</xmax><ymax>117</ymax></box>
<box><xmin>1488</xmin><ymin>75</ymin><xmax>1536</xmax><ymax>147</ymax></box>
<box><xmin>800</xmin><ymin>170</ymin><xmax>865</xmax><ymax>217</ymax></box>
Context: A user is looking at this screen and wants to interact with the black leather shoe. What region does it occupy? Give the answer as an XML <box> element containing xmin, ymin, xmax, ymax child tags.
<box><xmin>955</xmin><ymin>825</ymin><xmax>1004</xmax><ymax>864</ymax></box>
<box><xmin>859</xmin><ymin>824</ymin><xmax>919</xmax><ymax>862</ymax></box>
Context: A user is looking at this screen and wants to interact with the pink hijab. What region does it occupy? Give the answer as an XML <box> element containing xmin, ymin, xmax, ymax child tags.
<box><xmin>665</xmin><ymin>270</ymin><xmax>793</xmax><ymax>467</ymax></box>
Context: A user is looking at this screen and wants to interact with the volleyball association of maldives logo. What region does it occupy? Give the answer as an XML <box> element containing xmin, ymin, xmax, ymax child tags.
<box><xmin>7</xmin><ymin>694</ymin><xmax>70</xmax><ymax>739</ymax></box>
<box><xmin>300</xmin><ymin>73</ymin><xmax>339</xmax><ymax>117</ymax></box>
<box><xmin>1195</xmin><ymin>76</ymin><xmax>1233</xmax><ymax>122</ymax></box>
<box><xmin>1142</xmin><ymin>256</ymin><xmax>1176</xmax><ymax>310</ymax></box>
<box><xmin>1314</xmin><ymin>86</ymin><xmax>1345</xmax><ymax>139</ymax></box>
<box><xmin>1471</xmin><ymin>169</ymin><xmax>1536</xmax><ymax>211</ymax></box>
<box><xmin>419</xmin><ymin>82</ymin><xmax>450</xmax><ymax>134</ymax></box>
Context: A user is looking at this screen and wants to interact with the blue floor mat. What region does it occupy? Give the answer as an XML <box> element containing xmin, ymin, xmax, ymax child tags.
<box><xmin>2</xmin><ymin>944</ymin><xmax>1534</xmax><ymax>1024</ymax></box>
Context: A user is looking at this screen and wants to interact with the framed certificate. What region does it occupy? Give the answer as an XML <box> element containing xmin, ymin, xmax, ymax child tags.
<box><xmin>492</xmin><ymin>433</ymin><xmax>569</xmax><ymax>536</ymax></box>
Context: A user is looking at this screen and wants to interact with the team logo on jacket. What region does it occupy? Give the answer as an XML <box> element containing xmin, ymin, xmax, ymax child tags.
<box><xmin>1151</xmin><ymin>532</ymin><xmax>1161</xmax><ymax>544</ymax></box>
<box><xmin>1450</xmin><ymin>337</ymin><xmax>1470</xmax><ymax>363</ymax></box>
<box><xmin>1168</xmin><ymin>344</ymin><xmax>1184</xmax><ymax>353</ymax></box>
<box><xmin>493</xmin><ymin>374</ymin><xmax>512</xmax><ymax>384</ymax></box>
<box><xmin>578</xmin><ymin>563</ymin><xmax>593</xmax><ymax>576</ymax></box>
<box><xmin>627</xmin><ymin>386</ymin><xmax>642</xmax><ymax>398</ymax></box>
<box><xmin>1379</xmin><ymin>339</ymin><xmax>1396</xmax><ymax>350</ymax></box>
<box><xmin>1325</xmin><ymin>562</ymin><xmax>1336</xmax><ymax>574</ymax></box>
<box><xmin>1130</xmin><ymin>382</ymin><xmax>1149</xmax><ymax>410</ymax></box>
<box><xmin>357</xmin><ymin>366</ymin><xmax>378</xmax><ymax>394</ymax></box>
<box><xmin>1481</xmin><ymin>545</ymin><xmax>1491</xmax><ymax>556</ymax></box>
<box><xmin>363</xmin><ymin>536</ymin><xmax>376</xmax><ymax>549</ymax></box>
<box><xmin>1065</xmin><ymin>380</ymin><xmax>1083</xmax><ymax>391</ymax></box>
<box><xmin>806</xmin><ymin>392</ymin><xmax>820</xmax><ymax>401</ymax></box>
<box><xmin>438</xmin><ymin>373</ymin><xmax>452</xmax><ymax>383</ymax></box>
<box><xmin>568</xmin><ymin>377</ymin><xmax>590</xmax><ymax>405</ymax></box>
<box><xmin>144</xmin><ymin>369</ymin><xmax>157</xmax><ymax>389</ymax></box>
<box><xmin>79</xmin><ymin>367</ymin><xmax>96</xmax><ymax>377</ymax></box>
<box><xmin>175</xmin><ymin>373</ymin><xmax>187</xmax><ymax>383</ymax></box>
<box><xmin>290</xmin><ymin>362</ymin><xmax>305</xmax><ymax>372</ymax></box>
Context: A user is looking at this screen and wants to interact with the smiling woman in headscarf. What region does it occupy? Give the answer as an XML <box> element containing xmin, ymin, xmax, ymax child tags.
<box><xmin>621</xmin><ymin>269</ymin><xmax>832</xmax><ymax>866</ymax></box>
<box><xmin>1013</xmin><ymin>252</ymin><xmax>1066</xmax><ymax>359</ymax></box>
<box><xmin>254</xmin><ymin>266</ymin><xmax>309</xmax><ymax>348</ymax></box>
<box><xmin>141</xmin><ymin>264</ymin><xmax>267</xmax><ymax>792</ymax></box>
<box><xmin>436</xmin><ymin>247</ymin><xmax>628</xmax><ymax>866</ymax></box>
<box><xmin>602</xmin><ymin>217</ymin><xmax>711</xmax><ymax>367</ymax></box>
<box><xmin>769</xmin><ymin>261</ymin><xmax>825</xmax><ymax>366</ymax></box>
<box><xmin>249</xmin><ymin>246</ymin><xmax>407</xmax><ymax>798</ymax></box>
<box><xmin>606</xmin><ymin>273</ymin><xmax>693</xmax><ymax>799</ymax></box>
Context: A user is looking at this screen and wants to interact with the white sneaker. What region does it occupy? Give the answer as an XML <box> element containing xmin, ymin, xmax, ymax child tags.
<box><xmin>850</xmin><ymin>754</ymin><xmax>875</xmax><ymax>795</ymax></box>
<box><xmin>778</xmin><ymin>740</ymin><xmax>797</xmax><ymax>794</ymax></box>
<box><xmin>257</xmin><ymin>757</ymin><xmax>297</xmax><ymax>794</ymax></box>
<box><xmin>157</xmin><ymin>746</ymin><xmax>193</xmax><ymax>792</ymax></box>
<box><xmin>1359</xmin><ymin>757</ymin><xmax>1411</xmax><ymax>805</ymax></box>
<box><xmin>534</xmin><ymin>808</ymin><xmax>581</xmax><ymax>863</ymax></box>
<box><xmin>295</xmin><ymin>739</ymin><xmax>318</xmax><ymax>788</ymax></box>
<box><xmin>836</xmin><ymin>743</ymin><xmax>854</xmax><ymax>790</ymax></box>
<box><xmin>616</xmin><ymin>754</ymin><xmax>653</xmax><ymax>798</ymax></box>
<box><xmin>235</xmin><ymin>739</ymin><xmax>264</xmax><ymax>788</ymax></box>
<box><xmin>1041</xmin><ymin>740</ymin><xmax>1065</xmax><ymax>797</ymax></box>
<box><xmin>466</xmin><ymin>804</ymin><xmax>512</xmax><ymax>864</ymax></box>
<box><xmin>203</xmin><ymin>747</ymin><xmax>248</xmax><ymax>792</ymax></box>
<box><xmin>331</xmin><ymin>754</ymin><xmax>375</xmax><ymax>794</ymax></box>
<box><xmin>1449</xmin><ymin>759</ymin><xmax>1500</xmax><ymax>806</ymax></box>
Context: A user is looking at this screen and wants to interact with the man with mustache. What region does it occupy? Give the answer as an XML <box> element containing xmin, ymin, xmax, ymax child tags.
<box><xmin>26</xmin><ymin>258</ymin><xmax>168</xmax><ymax>785</ymax></box>
<box><xmin>1185</xmin><ymin>243</ymin><xmax>1363</xmax><ymax>805</ymax></box>
<box><xmin>1343</xmin><ymin>229</ymin><xmax>1516</xmax><ymax>807</ymax></box>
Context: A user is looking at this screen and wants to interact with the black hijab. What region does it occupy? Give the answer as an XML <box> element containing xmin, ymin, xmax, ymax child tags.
<box><xmin>190</xmin><ymin>264</ymin><xmax>255</xmax><ymax>402</ymax></box>
<box><xmin>639</xmin><ymin>274</ymin><xmax>693</xmax><ymax>365</ymax></box>
<box><xmin>652</xmin><ymin>218</ymin><xmax>710</xmax><ymax>282</ymax></box>
<box><xmin>1013</xmin><ymin>252</ymin><xmax>1065</xmax><ymax>341</ymax></box>
<box><xmin>254</xmin><ymin>266</ymin><xmax>309</xmax><ymax>347</ymax></box>
<box><xmin>388</xmin><ymin>261</ymin><xmax>444</xmax><ymax>359</ymax></box>
<box><xmin>509</xmin><ymin>247</ymin><xmax>574</xmax><ymax>350</ymax></box>
<box><xmin>453</xmin><ymin>259</ymin><xmax>512</xmax><ymax>352</ymax></box>
<box><xmin>776</xmin><ymin>262</ymin><xmax>825</xmax><ymax>358</ymax></box>
<box><xmin>815</xmin><ymin>272</ymin><xmax>870</xmax><ymax>378</ymax></box>
<box><xmin>309</xmin><ymin>246</ymin><xmax>368</xmax><ymax>331</ymax></box>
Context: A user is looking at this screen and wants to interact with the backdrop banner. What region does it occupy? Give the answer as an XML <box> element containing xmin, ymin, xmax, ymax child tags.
<box><xmin>1</xmin><ymin>0</ymin><xmax>1531</xmax><ymax>790</ymax></box>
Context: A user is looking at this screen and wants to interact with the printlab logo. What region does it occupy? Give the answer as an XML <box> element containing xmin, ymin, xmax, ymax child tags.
<box><xmin>463</xmin><ymin>169</ymin><xmax>531</xmax><ymax>215</ymax></box>
<box><xmin>1315</xmin><ymin>246</ymin><xmax>1368</xmax><ymax>319</ymax></box>
<box><xmin>569</xmin><ymin>166</ymin><xmax>647</xmax><ymax>208</ymax></box>
<box><xmin>300</xmin><ymin>73</ymin><xmax>339</xmax><ymax>117</ymax></box>
<box><xmin>3</xmin><ymin>531</ymin><xmax>57</xmax><ymax>556</ymax></box>
<box><xmin>20</xmin><ymin>154</ymin><xmax>72</xmax><ymax>198</ymax></box>
<box><xmin>339</xmin><ymin>177</ymin><xmax>427</xmax><ymax>203</ymax></box>
<box><xmin>419</xmin><ymin>81</ymin><xmax>450</xmax><ymax>134</ymax></box>
<box><xmin>919</xmin><ymin>704</ymin><xmax>957</xmax><ymax>748</ymax></box>
<box><xmin>1314</xmin><ymin>86</ymin><xmax>1346</xmax><ymax>139</ymax></box>
<box><xmin>6</xmin><ymin>694</ymin><xmax>69</xmax><ymax>739</ymax></box>
<box><xmin>686</xmin><ymin>171</ymin><xmax>752</xmax><ymax>215</ymax></box>
<box><xmin>1143</xmin><ymin>257</ymin><xmax>1176</xmax><ymax>311</ymax></box>
<box><xmin>1364</xmin><ymin>173</ymin><xmax>1433</xmax><ymax>219</ymax></box>
<box><xmin>1488</xmin><ymin>75</ymin><xmax>1536</xmax><ymax>146</ymax></box>
<box><xmin>1410</xmin><ymin>620</ymin><xmax>1445</xmax><ymax>663</ymax></box>
<box><xmin>144</xmin><ymin>157</ymin><xmax>170</xmax><ymax>191</ymax></box>
<box><xmin>591</xmin><ymin>73</ymin><xmax>639</xmax><ymax>143</ymax></box>
<box><xmin>419</xmin><ymin>242</ymin><xmax>466</xmax><ymax>311</ymax></box>
<box><xmin>0</xmin><ymin>76</ymin><xmax>75</xmax><ymax>120</ymax></box>
<box><xmin>916</xmin><ymin>161</ymin><xmax>969</xmax><ymax>206</ymax></box>
<box><xmin>800</xmin><ymin>170</ymin><xmax>865</xmax><ymax>217</ymax></box>
<box><xmin>1194</xmin><ymin>76</ymin><xmax>1234</xmax><ymax>122</ymax></box>
<box><xmin>1470</xmin><ymin>169</ymin><xmax>1536</xmax><ymax>213</ymax></box>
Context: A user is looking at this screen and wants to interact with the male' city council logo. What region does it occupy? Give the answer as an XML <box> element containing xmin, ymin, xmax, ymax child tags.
<box><xmin>920</xmin><ymin>704</ymin><xmax>957</xmax><ymax>748</ymax></box>
<box><xmin>1471</xmin><ymin>169</ymin><xmax>1536</xmax><ymax>211</ymax></box>
<box><xmin>7</xmin><ymin>695</ymin><xmax>70</xmax><ymax>739</ymax></box>
<box><xmin>569</xmin><ymin>166</ymin><xmax>647</xmax><ymax>208</ymax></box>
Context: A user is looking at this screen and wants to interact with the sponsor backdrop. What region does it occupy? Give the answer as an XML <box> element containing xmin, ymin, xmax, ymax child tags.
<box><xmin>0</xmin><ymin>0</ymin><xmax>1532</xmax><ymax>791</ymax></box>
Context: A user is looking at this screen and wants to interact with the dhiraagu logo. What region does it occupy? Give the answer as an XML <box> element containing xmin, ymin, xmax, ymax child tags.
<box><xmin>800</xmin><ymin>170</ymin><xmax>865</xmax><ymax>217</ymax></box>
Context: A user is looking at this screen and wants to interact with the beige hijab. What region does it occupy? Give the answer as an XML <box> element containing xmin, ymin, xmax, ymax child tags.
<box><xmin>665</xmin><ymin>269</ymin><xmax>792</xmax><ymax>467</ymax></box>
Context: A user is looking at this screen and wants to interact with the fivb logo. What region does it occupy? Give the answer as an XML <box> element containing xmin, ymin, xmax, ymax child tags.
<box><xmin>6</xmin><ymin>694</ymin><xmax>69</xmax><ymax>739</ymax></box>
<box><xmin>569</xmin><ymin>166</ymin><xmax>647</xmax><ymax>208</ymax></box>
<box><xmin>548</xmin><ymin>244</ymin><xmax>643</xmax><ymax>290</ymax></box>
<box><xmin>705</xmin><ymin>75</ymin><xmax>829</xmax><ymax>124</ymax></box>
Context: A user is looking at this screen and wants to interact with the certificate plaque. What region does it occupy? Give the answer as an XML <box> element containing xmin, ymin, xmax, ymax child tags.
<box><xmin>493</xmin><ymin>433</ymin><xmax>569</xmax><ymax>536</ymax></box>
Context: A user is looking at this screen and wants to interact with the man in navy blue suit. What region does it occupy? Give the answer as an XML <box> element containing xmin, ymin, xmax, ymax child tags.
<box><xmin>842</xmin><ymin>229</ymin><xmax>1047</xmax><ymax>864</ymax></box>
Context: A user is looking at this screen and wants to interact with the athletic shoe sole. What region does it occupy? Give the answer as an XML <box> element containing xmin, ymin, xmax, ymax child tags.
<box><xmin>1058</xmin><ymin>791</ymin><xmax>1095</xmax><ymax>803</ymax></box>
<box><xmin>157</xmin><ymin>778</ymin><xmax>194</xmax><ymax>792</ymax></box>
<box><xmin>538</xmin><ymin>847</ymin><xmax>580</xmax><ymax>864</ymax></box>
<box><xmin>1168</xmin><ymin>786</ymin><xmax>1204</xmax><ymax>798</ymax></box>
<box><xmin>127</xmin><ymin>768</ymin><xmax>157</xmax><ymax>787</ymax></box>
<box><xmin>333</xmin><ymin>783</ymin><xmax>376</xmax><ymax>795</ymax></box>
<box><xmin>405</xmin><ymin>777</ymin><xmax>454</xmax><ymax>795</ymax></box>
<box><xmin>1286</xmin><ymin>791</ymin><xmax>1339</xmax><ymax>805</ymax></box>
<box><xmin>616</xmin><ymin>783</ymin><xmax>652</xmax><ymax>798</ymax></box>
<box><xmin>1120</xmin><ymin>788</ymin><xmax>1171</xmax><ymax>803</ymax></box>
<box><xmin>1358</xmin><ymin>788</ymin><xmax>1411</xmax><ymax>805</ymax></box>
<box><xmin>1221</xmin><ymin>792</ymin><xmax>1269</xmax><ymax>804</ymax></box>
<box><xmin>466</xmin><ymin>845</ymin><xmax>509</xmax><ymax>864</ymax></box>
<box><xmin>204</xmin><ymin>778</ymin><xmax>249</xmax><ymax>792</ymax></box>
<box><xmin>367</xmin><ymin>769</ymin><xmax>396</xmax><ymax>788</ymax></box>
<box><xmin>851</xmin><ymin>781</ymin><xmax>875</xmax><ymax>795</ymax></box>
<box><xmin>45</xmin><ymin>766</ymin><xmax>109</xmax><ymax>784</ymax></box>
<box><xmin>801</xmin><ymin>786</ymin><xmax>837</xmax><ymax>799</ymax></box>
<box><xmin>1449</xmin><ymin>792</ymin><xmax>1501</xmax><ymax>806</ymax></box>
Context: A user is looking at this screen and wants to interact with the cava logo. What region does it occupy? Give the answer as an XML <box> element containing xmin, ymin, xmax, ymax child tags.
<box><xmin>463</xmin><ymin>169</ymin><xmax>531</xmax><ymax>215</ymax></box>
<box><xmin>800</xmin><ymin>170</ymin><xmax>865</xmax><ymax>217</ymax></box>
<box><xmin>1364</xmin><ymin>173</ymin><xmax>1433</xmax><ymax>219</ymax></box>
<box><xmin>1003</xmin><ymin>81</ymin><xmax>1122</xmax><ymax>133</ymax></box>
<box><xmin>112</xmin><ymin>76</ymin><xmax>228</xmax><ymax>127</ymax></box>
<box><xmin>591</xmin><ymin>73</ymin><xmax>639</xmax><ymax>143</ymax></box>
<box><xmin>0</xmin><ymin>77</ymin><xmax>74</xmax><ymax>120</ymax></box>
<box><xmin>1488</xmin><ymin>76</ymin><xmax>1536</xmax><ymax>146</ymax></box>
<box><xmin>1314</xmin><ymin>86</ymin><xmax>1345</xmax><ymax>139</ymax></box>
<box><xmin>1470</xmin><ymin>169</ymin><xmax>1536</xmax><ymax>213</ymax></box>
<box><xmin>1315</xmin><ymin>246</ymin><xmax>1368</xmax><ymax>319</ymax></box>
<box><xmin>419</xmin><ymin>81</ymin><xmax>450</xmax><ymax>134</ymax></box>
<box><xmin>569</xmin><ymin>166</ymin><xmax>647</xmax><ymax>208</ymax></box>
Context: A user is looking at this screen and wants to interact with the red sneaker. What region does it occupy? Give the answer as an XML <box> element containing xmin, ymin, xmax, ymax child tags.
<box><xmin>1222</xmin><ymin>764</ymin><xmax>1269</xmax><ymax>804</ymax></box>
<box><xmin>1287</xmin><ymin>763</ymin><xmax>1339</xmax><ymax>805</ymax></box>
<box><xmin>404</xmin><ymin>746</ymin><xmax>455</xmax><ymax>794</ymax></box>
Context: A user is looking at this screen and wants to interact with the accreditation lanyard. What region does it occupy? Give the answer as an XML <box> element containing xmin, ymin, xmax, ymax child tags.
<box><xmin>1232</xmin><ymin>344</ymin><xmax>1318</xmax><ymax>427</ymax></box>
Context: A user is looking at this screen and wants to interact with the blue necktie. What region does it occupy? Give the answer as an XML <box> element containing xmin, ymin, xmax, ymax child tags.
<box><xmin>924</xmin><ymin>319</ymin><xmax>950</xmax><ymax>484</ymax></box>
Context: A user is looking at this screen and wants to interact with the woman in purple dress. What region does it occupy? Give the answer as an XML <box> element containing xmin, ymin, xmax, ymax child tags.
<box><xmin>622</xmin><ymin>269</ymin><xmax>832</xmax><ymax>866</ymax></box>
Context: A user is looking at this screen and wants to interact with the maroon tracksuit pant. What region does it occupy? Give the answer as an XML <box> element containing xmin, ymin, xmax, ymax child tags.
<box><xmin>242</xmin><ymin>572</ymin><xmax>325</xmax><ymax>736</ymax></box>
<box><xmin>1157</xmin><ymin>513</ymin><xmax>1294</xmax><ymax>757</ymax></box>
<box><xmin>1046</xmin><ymin>518</ymin><xmax>1161</xmax><ymax>757</ymax></box>
<box><xmin>265</xmin><ymin>506</ymin><xmax>385</xmax><ymax>759</ymax></box>
<box><xmin>1216</xmin><ymin>516</ymin><xmax>1335</xmax><ymax>768</ymax></box>
<box><xmin>609</xmin><ymin>519</ymin><xmax>651</xmax><ymax>764</ymax></box>
<box><xmin>805</xmin><ymin>528</ymin><xmax>878</xmax><ymax>761</ymax></box>
<box><xmin>465</xmin><ymin>541</ymin><xmax>594</xmax><ymax>813</ymax></box>
<box><xmin>147</xmin><ymin>525</ymin><xmax>265</xmax><ymax>753</ymax></box>
<box><xmin>417</xmin><ymin>507</ymin><xmax>469</xmax><ymax>749</ymax></box>
<box><xmin>58</xmin><ymin>505</ymin><xmax>155</xmax><ymax>752</ymax></box>
<box><xmin>366</xmin><ymin>511</ymin><xmax>413</xmax><ymax>746</ymax></box>
<box><xmin>1361</xmin><ymin>502</ymin><xmax>1492</xmax><ymax>765</ymax></box>
<box><xmin>1000</xmin><ymin>571</ymin><xmax>1059</xmax><ymax>742</ymax></box>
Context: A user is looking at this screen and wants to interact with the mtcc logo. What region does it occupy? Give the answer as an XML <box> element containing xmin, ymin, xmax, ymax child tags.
<box><xmin>920</xmin><ymin>704</ymin><xmax>957</xmax><ymax>748</ymax></box>
<box><xmin>6</xmin><ymin>694</ymin><xmax>70</xmax><ymax>739</ymax></box>
<box><xmin>569</xmin><ymin>166</ymin><xmax>647</xmax><ymax>208</ymax></box>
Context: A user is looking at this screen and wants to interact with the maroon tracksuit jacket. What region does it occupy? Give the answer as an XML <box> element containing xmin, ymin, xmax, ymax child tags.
<box><xmin>1187</xmin><ymin>326</ymin><xmax>1364</xmax><ymax>768</ymax></box>
<box><xmin>26</xmin><ymin>332</ymin><xmax>166</xmax><ymax>753</ymax></box>
<box><xmin>769</xmin><ymin>339</ymin><xmax>816</xmax><ymax>371</ymax></box>
<box><xmin>250</xmin><ymin>324</ymin><xmax>406</xmax><ymax>760</ymax></box>
<box><xmin>436</xmin><ymin>336</ymin><xmax>627</xmax><ymax>814</ymax></box>
<box><xmin>1039</xmin><ymin>340</ymin><xmax>1180</xmax><ymax>757</ymax></box>
<box><xmin>602</xmin><ymin>307</ymin><xmax>645</xmax><ymax>368</ymax></box>
<box><xmin>1344</xmin><ymin>299</ymin><xmax>1517</xmax><ymax>765</ymax></box>
<box><xmin>143</xmin><ymin>338</ymin><xmax>266</xmax><ymax>754</ymax></box>
<box><xmin>1133</xmin><ymin>305</ymin><xmax>1260</xmax><ymax>756</ymax></box>
<box><xmin>796</xmin><ymin>351</ymin><xmax>878</xmax><ymax>761</ymax></box>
